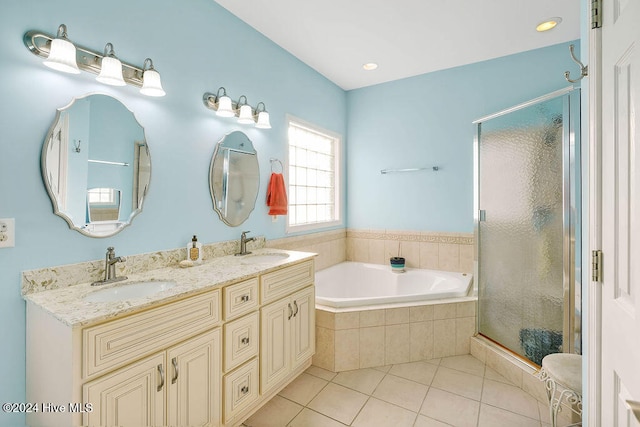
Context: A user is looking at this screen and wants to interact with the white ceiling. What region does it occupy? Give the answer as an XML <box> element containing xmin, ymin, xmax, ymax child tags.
<box><xmin>214</xmin><ymin>0</ymin><xmax>581</xmax><ymax>91</ymax></box>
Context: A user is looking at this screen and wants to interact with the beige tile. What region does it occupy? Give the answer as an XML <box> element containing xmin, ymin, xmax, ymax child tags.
<box><xmin>401</xmin><ymin>241</ymin><xmax>420</xmax><ymax>268</ymax></box>
<box><xmin>522</xmin><ymin>370</ymin><xmax>549</xmax><ymax>404</ymax></box>
<box><xmin>481</xmin><ymin>379</ymin><xmax>540</xmax><ymax>420</ymax></box>
<box><xmin>368</xmin><ymin>239</ymin><xmax>385</xmax><ymax>264</ymax></box>
<box><xmin>478</xmin><ymin>403</ymin><xmax>540</xmax><ymax>427</ymax></box>
<box><xmin>244</xmin><ymin>395</ymin><xmax>303</xmax><ymax>427</ymax></box>
<box><xmin>360</xmin><ymin>309</ymin><xmax>385</xmax><ymax>327</ymax></box>
<box><xmin>410</xmin><ymin>305</ymin><xmax>434</xmax><ymax>322</ymax></box>
<box><xmin>538</xmin><ymin>400</ymin><xmax>552</xmax><ymax>424</ymax></box>
<box><xmin>352</xmin><ymin>397</ymin><xmax>418</xmax><ymax>427</ymax></box>
<box><xmin>312</xmin><ymin>327</ymin><xmax>335</xmax><ymax>372</ymax></box>
<box><xmin>306</xmin><ymin>365</ymin><xmax>337</xmax><ymax>381</ymax></box>
<box><xmin>329</xmin><ymin>238</ymin><xmax>347</xmax><ymax>266</ymax></box>
<box><xmin>469</xmin><ymin>337</ymin><xmax>487</xmax><ymax>363</ymax></box>
<box><xmin>332</xmin><ymin>368</ymin><xmax>385</xmax><ymax>395</ymax></box>
<box><xmin>484</xmin><ymin>367</ymin><xmax>513</xmax><ymax>385</ymax></box>
<box><xmin>431</xmin><ymin>366</ymin><xmax>484</xmax><ymax>401</ymax></box>
<box><xmin>440</xmin><ymin>355</ymin><xmax>486</xmax><ymax>377</ymax></box>
<box><xmin>385</xmin><ymin>324</ymin><xmax>410</xmax><ymax>365</ymax></box>
<box><xmin>278</xmin><ymin>373</ymin><xmax>328</xmax><ymax>406</ymax></box>
<box><xmin>485</xmin><ymin>350</ymin><xmax>523</xmax><ymax>387</ymax></box>
<box><xmin>389</xmin><ymin>361</ymin><xmax>438</xmax><ymax>386</ymax></box>
<box><xmin>420</xmin><ymin>388</ymin><xmax>480</xmax><ymax>427</ymax></box>
<box><xmin>335</xmin><ymin>329</ymin><xmax>359</xmax><ymax>371</ymax></box>
<box><xmin>335</xmin><ymin>312</ymin><xmax>359</xmax><ymax>330</ymax></box>
<box><xmin>351</xmin><ymin>238</ymin><xmax>369</xmax><ymax>263</ymax></box>
<box><xmin>307</xmin><ymin>383</ymin><xmax>368</xmax><ymax>425</ymax></box>
<box><xmin>385</xmin><ymin>307</ymin><xmax>410</xmax><ymax>325</ymax></box>
<box><xmin>438</xmin><ymin>243</ymin><xmax>460</xmax><ymax>271</ymax></box>
<box><xmin>287</xmin><ymin>408</ymin><xmax>347</xmax><ymax>427</ymax></box>
<box><xmin>359</xmin><ymin>326</ymin><xmax>385</xmax><ymax>368</ymax></box>
<box><xmin>433</xmin><ymin>319</ymin><xmax>456</xmax><ymax>358</ymax></box>
<box><xmin>433</xmin><ymin>303</ymin><xmax>457</xmax><ymax>320</ymax></box>
<box><xmin>373</xmin><ymin>365</ymin><xmax>392</xmax><ymax>373</ymax></box>
<box><xmin>459</xmin><ymin>245</ymin><xmax>475</xmax><ymax>273</ymax></box>
<box><xmin>455</xmin><ymin>301</ymin><xmax>476</xmax><ymax>318</ymax></box>
<box><xmin>413</xmin><ymin>415</ymin><xmax>452</xmax><ymax>427</ymax></box>
<box><xmin>346</xmin><ymin>238</ymin><xmax>356</xmax><ymax>261</ymax></box>
<box><xmin>385</xmin><ymin>239</ymin><xmax>403</xmax><ymax>260</ymax></box>
<box><xmin>455</xmin><ymin>317</ymin><xmax>476</xmax><ymax>355</ymax></box>
<box><xmin>315</xmin><ymin>309</ymin><xmax>335</xmax><ymax>329</ymax></box>
<box><xmin>410</xmin><ymin>321</ymin><xmax>434</xmax><ymax>362</ymax></box>
<box><xmin>372</xmin><ymin>374</ymin><xmax>428</xmax><ymax>412</ymax></box>
<box><xmin>419</xmin><ymin>242</ymin><xmax>439</xmax><ymax>270</ymax></box>
<box><xmin>314</xmin><ymin>241</ymin><xmax>331</xmax><ymax>270</ymax></box>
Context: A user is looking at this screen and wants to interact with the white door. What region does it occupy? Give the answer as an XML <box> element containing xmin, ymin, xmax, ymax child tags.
<box><xmin>600</xmin><ymin>0</ymin><xmax>640</xmax><ymax>424</ymax></box>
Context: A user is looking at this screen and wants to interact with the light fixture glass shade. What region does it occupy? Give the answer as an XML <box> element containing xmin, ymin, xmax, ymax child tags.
<box><xmin>43</xmin><ymin>38</ymin><xmax>80</xmax><ymax>74</ymax></box>
<box><xmin>238</xmin><ymin>104</ymin><xmax>254</xmax><ymax>124</ymax></box>
<box><xmin>96</xmin><ymin>56</ymin><xmax>126</xmax><ymax>86</ymax></box>
<box><xmin>255</xmin><ymin>111</ymin><xmax>271</xmax><ymax>129</ymax></box>
<box><xmin>140</xmin><ymin>68</ymin><xmax>166</xmax><ymax>97</ymax></box>
<box><xmin>216</xmin><ymin>95</ymin><xmax>235</xmax><ymax>117</ymax></box>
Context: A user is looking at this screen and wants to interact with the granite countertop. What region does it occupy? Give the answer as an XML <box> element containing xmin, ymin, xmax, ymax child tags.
<box><xmin>24</xmin><ymin>248</ymin><xmax>316</xmax><ymax>328</ymax></box>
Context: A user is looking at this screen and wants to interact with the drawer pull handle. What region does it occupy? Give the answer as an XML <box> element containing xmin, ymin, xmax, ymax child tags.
<box><xmin>288</xmin><ymin>303</ymin><xmax>293</xmax><ymax>320</ymax></box>
<box><xmin>241</xmin><ymin>385</ymin><xmax>249</xmax><ymax>394</ymax></box>
<box><xmin>157</xmin><ymin>364</ymin><xmax>165</xmax><ymax>392</ymax></box>
<box><xmin>241</xmin><ymin>295</ymin><xmax>250</xmax><ymax>302</ymax></box>
<box><xmin>293</xmin><ymin>300</ymin><xmax>299</xmax><ymax>317</ymax></box>
<box><xmin>241</xmin><ymin>337</ymin><xmax>250</xmax><ymax>345</ymax></box>
<box><xmin>171</xmin><ymin>357</ymin><xmax>179</xmax><ymax>384</ymax></box>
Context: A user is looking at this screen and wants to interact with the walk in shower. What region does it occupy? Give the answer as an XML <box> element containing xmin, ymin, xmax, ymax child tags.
<box><xmin>474</xmin><ymin>87</ymin><xmax>581</xmax><ymax>366</ymax></box>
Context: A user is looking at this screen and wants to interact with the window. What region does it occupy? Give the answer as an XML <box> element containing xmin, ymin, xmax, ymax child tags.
<box><xmin>87</xmin><ymin>188</ymin><xmax>117</xmax><ymax>205</ymax></box>
<box><xmin>287</xmin><ymin>117</ymin><xmax>340</xmax><ymax>232</ymax></box>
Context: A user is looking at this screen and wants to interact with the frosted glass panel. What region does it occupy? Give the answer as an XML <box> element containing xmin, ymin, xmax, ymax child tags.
<box><xmin>477</xmin><ymin>96</ymin><xmax>565</xmax><ymax>365</ymax></box>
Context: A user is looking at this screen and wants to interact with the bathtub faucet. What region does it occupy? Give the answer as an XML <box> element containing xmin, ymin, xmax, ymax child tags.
<box><xmin>236</xmin><ymin>231</ymin><xmax>255</xmax><ymax>256</ymax></box>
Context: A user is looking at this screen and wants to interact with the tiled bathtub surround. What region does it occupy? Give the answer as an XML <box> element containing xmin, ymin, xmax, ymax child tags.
<box><xmin>21</xmin><ymin>236</ymin><xmax>266</xmax><ymax>295</ymax></box>
<box><xmin>347</xmin><ymin>229</ymin><xmax>474</xmax><ymax>273</ymax></box>
<box><xmin>314</xmin><ymin>301</ymin><xmax>477</xmax><ymax>372</ymax></box>
<box><xmin>268</xmin><ymin>229</ymin><xmax>346</xmax><ymax>271</ymax></box>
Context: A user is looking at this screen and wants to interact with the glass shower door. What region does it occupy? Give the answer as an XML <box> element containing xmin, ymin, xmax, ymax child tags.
<box><xmin>475</xmin><ymin>88</ymin><xmax>580</xmax><ymax>365</ymax></box>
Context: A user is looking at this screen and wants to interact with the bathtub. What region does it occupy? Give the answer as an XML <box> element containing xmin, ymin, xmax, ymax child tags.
<box><xmin>315</xmin><ymin>261</ymin><xmax>473</xmax><ymax>309</ymax></box>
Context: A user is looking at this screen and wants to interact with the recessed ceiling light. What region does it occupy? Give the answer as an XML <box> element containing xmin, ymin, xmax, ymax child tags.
<box><xmin>362</xmin><ymin>62</ymin><xmax>378</xmax><ymax>71</ymax></box>
<box><xmin>536</xmin><ymin>17</ymin><xmax>562</xmax><ymax>32</ymax></box>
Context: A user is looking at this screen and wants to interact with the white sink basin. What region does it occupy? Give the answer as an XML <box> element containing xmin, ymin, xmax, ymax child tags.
<box><xmin>84</xmin><ymin>281</ymin><xmax>177</xmax><ymax>303</ymax></box>
<box><xmin>240</xmin><ymin>253</ymin><xmax>290</xmax><ymax>264</ymax></box>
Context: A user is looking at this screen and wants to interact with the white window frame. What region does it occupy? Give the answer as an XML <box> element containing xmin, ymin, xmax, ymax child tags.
<box><xmin>285</xmin><ymin>115</ymin><xmax>342</xmax><ymax>233</ymax></box>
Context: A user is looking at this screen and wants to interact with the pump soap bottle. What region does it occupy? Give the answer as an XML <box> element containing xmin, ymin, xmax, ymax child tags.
<box><xmin>187</xmin><ymin>235</ymin><xmax>203</xmax><ymax>264</ymax></box>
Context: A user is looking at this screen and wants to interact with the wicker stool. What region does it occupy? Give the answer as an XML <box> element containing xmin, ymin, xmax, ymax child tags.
<box><xmin>538</xmin><ymin>353</ymin><xmax>582</xmax><ymax>426</ymax></box>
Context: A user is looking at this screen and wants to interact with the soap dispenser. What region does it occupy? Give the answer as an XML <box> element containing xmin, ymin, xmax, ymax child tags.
<box><xmin>187</xmin><ymin>235</ymin><xmax>203</xmax><ymax>264</ymax></box>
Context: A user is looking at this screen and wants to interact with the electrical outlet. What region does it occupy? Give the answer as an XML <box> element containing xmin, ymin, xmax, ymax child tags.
<box><xmin>0</xmin><ymin>218</ymin><xmax>15</xmax><ymax>248</ymax></box>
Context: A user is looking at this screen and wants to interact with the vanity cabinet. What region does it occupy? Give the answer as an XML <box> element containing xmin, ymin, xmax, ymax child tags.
<box><xmin>26</xmin><ymin>254</ymin><xmax>316</xmax><ymax>427</ymax></box>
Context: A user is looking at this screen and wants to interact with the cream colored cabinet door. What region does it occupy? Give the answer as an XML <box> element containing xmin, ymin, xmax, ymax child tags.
<box><xmin>260</xmin><ymin>297</ymin><xmax>291</xmax><ymax>393</ymax></box>
<box><xmin>291</xmin><ymin>287</ymin><xmax>315</xmax><ymax>370</ymax></box>
<box><xmin>167</xmin><ymin>329</ymin><xmax>221</xmax><ymax>427</ymax></box>
<box><xmin>83</xmin><ymin>352</ymin><xmax>165</xmax><ymax>427</ymax></box>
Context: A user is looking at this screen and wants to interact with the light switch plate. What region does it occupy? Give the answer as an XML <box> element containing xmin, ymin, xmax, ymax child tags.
<box><xmin>0</xmin><ymin>218</ymin><xmax>15</xmax><ymax>248</ymax></box>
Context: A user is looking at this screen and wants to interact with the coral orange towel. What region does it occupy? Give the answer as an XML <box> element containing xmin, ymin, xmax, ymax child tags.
<box><xmin>266</xmin><ymin>172</ymin><xmax>288</xmax><ymax>216</ymax></box>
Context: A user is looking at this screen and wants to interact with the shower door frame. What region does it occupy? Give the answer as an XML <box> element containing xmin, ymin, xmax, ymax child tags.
<box><xmin>473</xmin><ymin>86</ymin><xmax>581</xmax><ymax>362</ymax></box>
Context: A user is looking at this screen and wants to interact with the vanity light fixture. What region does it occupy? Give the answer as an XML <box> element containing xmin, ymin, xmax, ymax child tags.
<box><xmin>42</xmin><ymin>24</ymin><xmax>80</xmax><ymax>74</ymax></box>
<box><xmin>536</xmin><ymin>17</ymin><xmax>562</xmax><ymax>32</ymax></box>
<box><xmin>140</xmin><ymin>58</ymin><xmax>166</xmax><ymax>97</ymax></box>
<box><xmin>24</xmin><ymin>24</ymin><xmax>166</xmax><ymax>97</ymax></box>
<box><xmin>96</xmin><ymin>43</ymin><xmax>126</xmax><ymax>86</ymax></box>
<box><xmin>202</xmin><ymin>88</ymin><xmax>272</xmax><ymax>129</ymax></box>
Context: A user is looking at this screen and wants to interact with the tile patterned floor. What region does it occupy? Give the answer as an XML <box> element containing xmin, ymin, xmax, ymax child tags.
<box><xmin>243</xmin><ymin>355</ymin><xmax>553</xmax><ymax>427</ymax></box>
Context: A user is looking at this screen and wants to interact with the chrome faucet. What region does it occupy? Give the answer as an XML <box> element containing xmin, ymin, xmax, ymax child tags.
<box><xmin>92</xmin><ymin>247</ymin><xmax>127</xmax><ymax>286</ymax></box>
<box><xmin>236</xmin><ymin>231</ymin><xmax>255</xmax><ymax>256</ymax></box>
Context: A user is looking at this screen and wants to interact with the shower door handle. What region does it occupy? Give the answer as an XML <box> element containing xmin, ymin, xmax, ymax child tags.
<box><xmin>478</xmin><ymin>210</ymin><xmax>486</xmax><ymax>222</ymax></box>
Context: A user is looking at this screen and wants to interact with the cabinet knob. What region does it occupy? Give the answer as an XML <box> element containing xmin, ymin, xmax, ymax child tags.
<box><xmin>241</xmin><ymin>385</ymin><xmax>249</xmax><ymax>394</ymax></box>
<box><xmin>241</xmin><ymin>295</ymin><xmax>250</xmax><ymax>302</ymax></box>
<box><xmin>241</xmin><ymin>337</ymin><xmax>250</xmax><ymax>345</ymax></box>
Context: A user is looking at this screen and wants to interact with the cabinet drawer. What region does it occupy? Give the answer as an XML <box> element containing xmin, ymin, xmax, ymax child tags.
<box><xmin>224</xmin><ymin>312</ymin><xmax>259</xmax><ymax>372</ymax></box>
<box><xmin>83</xmin><ymin>290</ymin><xmax>220</xmax><ymax>379</ymax></box>
<box><xmin>223</xmin><ymin>278</ymin><xmax>259</xmax><ymax>321</ymax></box>
<box><xmin>260</xmin><ymin>260</ymin><xmax>314</xmax><ymax>304</ymax></box>
<box><xmin>224</xmin><ymin>359</ymin><xmax>259</xmax><ymax>424</ymax></box>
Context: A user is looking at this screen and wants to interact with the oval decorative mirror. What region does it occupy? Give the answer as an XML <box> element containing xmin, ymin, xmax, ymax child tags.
<box><xmin>41</xmin><ymin>93</ymin><xmax>151</xmax><ymax>237</ymax></box>
<box><xmin>209</xmin><ymin>131</ymin><xmax>259</xmax><ymax>226</ymax></box>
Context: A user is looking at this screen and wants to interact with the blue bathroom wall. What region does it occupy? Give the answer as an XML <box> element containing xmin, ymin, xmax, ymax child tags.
<box><xmin>0</xmin><ymin>1</ymin><xmax>346</xmax><ymax>424</ymax></box>
<box><xmin>346</xmin><ymin>41</ymin><xmax>580</xmax><ymax>233</ymax></box>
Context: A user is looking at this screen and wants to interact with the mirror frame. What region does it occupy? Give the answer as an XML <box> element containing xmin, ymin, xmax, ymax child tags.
<box><xmin>41</xmin><ymin>93</ymin><xmax>151</xmax><ymax>237</ymax></box>
<box><xmin>209</xmin><ymin>131</ymin><xmax>259</xmax><ymax>227</ymax></box>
